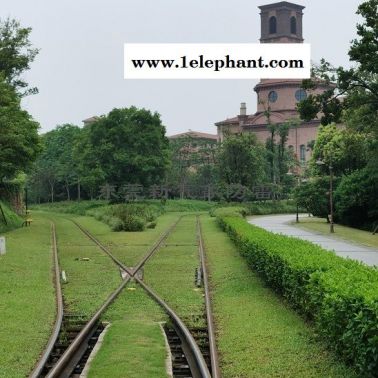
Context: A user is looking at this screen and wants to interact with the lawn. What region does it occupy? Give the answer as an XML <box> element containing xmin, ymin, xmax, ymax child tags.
<box><xmin>201</xmin><ymin>215</ymin><xmax>357</xmax><ymax>378</ymax></box>
<box><xmin>47</xmin><ymin>213</ymin><xmax>122</xmax><ymax>316</ymax></box>
<box><xmin>87</xmin><ymin>282</ymin><xmax>169</xmax><ymax>378</ymax></box>
<box><xmin>0</xmin><ymin>214</ymin><xmax>55</xmax><ymax>378</ymax></box>
<box><xmin>143</xmin><ymin>214</ymin><xmax>206</xmax><ymax>328</ymax></box>
<box><xmin>75</xmin><ymin>212</ymin><xmax>181</xmax><ymax>267</ymax></box>
<box><xmin>293</xmin><ymin>216</ymin><xmax>378</xmax><ymax>249</ymax></box>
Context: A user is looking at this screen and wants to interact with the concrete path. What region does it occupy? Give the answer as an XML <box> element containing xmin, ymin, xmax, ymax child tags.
<box><xmin>247</xmin><ymin>214</ymin><xmax>378</xmax><ymax>267</ymax></box>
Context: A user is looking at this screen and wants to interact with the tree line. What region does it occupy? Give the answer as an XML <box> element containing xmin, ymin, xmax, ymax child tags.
<box><xmin>0</xmin><ymin>18</ymin><xmax>40</xmax><ymax>207</ymax></box>
<box><xmin>295</xmin><ymin>0</ymin><xmax>378</xmax><ymax>230</ymax></box>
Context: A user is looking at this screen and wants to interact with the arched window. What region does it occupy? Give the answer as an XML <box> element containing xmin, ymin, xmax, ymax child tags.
<box><xmin>290</xmin><ymin>16</ymin><xmax>297</xmax><ymax>34</ymax></box>
<box><xmin>269</xmin><ymin>16</ymin><xmax>277</xmax><ymax>34</ymax></box>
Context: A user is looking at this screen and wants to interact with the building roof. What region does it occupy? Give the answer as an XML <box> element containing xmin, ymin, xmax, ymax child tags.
<box><xmin>258</xmin><ymin>2</ymin><xmax>305</xmax><ymax>11</ymax></box>
<box><xmin>215</xmin><ymin>116</ymin><xmax>240</xmax><ymax>126</ymax></box>
<box><xmin>168</xmin><ymin>130</ymin><xmax>218</xmax><ymax>141</ymax></box>
<box><xmin>82</xmin><ymin>116</ymin><xmax>100</xmax><ymax>124</ymax></box>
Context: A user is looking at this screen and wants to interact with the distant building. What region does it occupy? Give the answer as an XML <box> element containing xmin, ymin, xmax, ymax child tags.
<box><xmin>168</xmin><ymin>130</ymin><xmax>218</xmax><ymax>144</ymax></box>
<box><xmin>168</xmin><ymin>130</ymin><xmax>218</xmax><ymax>171</ymax></box>
<box><xmin>215</xmin><ymin>1</ymin><xmax>331</xmax><ymax>164</ymax></box>
<box><xmin>82</xmin><ymin>116</ymin><xmax>100</xmax><ymax>126</ymax></box>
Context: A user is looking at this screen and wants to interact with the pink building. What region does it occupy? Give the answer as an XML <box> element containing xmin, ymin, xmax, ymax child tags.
<box><xmin>215</xmin><ymin>1</ymin><xmax>329</xmax><ymax>163</ymax></box>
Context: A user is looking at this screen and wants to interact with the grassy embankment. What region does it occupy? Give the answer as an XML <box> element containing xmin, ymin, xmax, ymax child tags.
<box><xmin>293</xmin><ymin>216</ymin><xmax>378</xmax><ymax>249</ymax></box>
<box><xmin>0</xmin><ymin>200</ymin><xmax>23</xmax><ymax>233</ymax></box>
<box><xmin>201</xmin><ymin>215</ymin><xmax>357</xmax><ymax>378</ymax></box>
<box><xmin>0</xmin><ymin>214</ymin><xmax>55</xmax><ymax>378</ymax></box>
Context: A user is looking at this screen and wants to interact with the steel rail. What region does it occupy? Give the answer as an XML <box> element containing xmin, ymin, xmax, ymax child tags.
<box><xmin>30</xmin><ymin>222</ymin><xmax>64</xmax><ymax>378</ymax></box>
<box><xmin>72</xmin><ymin>215</ymin><xmax>211</xmax><ymax>377</ymax></box>
<box><xmin>45</xmin><ymin>277</ymin><xmax>130</xmax><ymax>378</ymax></box>
<box><xmin>44</xmin><ymin>214</ymin><xmax>211</xmax><ymax>378</ymax></box>
<box><xmin>136</xmin><ymin>277</ymin><xmax>212</xmax><ymax>378</ymax></box>
<box><xmin>197</xmin><ymin>216</ymin><xmax>221</xmax><ymax>378</ymax></box>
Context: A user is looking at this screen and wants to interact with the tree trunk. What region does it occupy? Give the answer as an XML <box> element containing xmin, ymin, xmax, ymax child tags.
<box><xmin>65</xmin><ymin>181</ymin><xmax>70</xmax><ymax>201</ymax></box>
<box><xmin>50</xmin><ymin>184</ymin><xmax>54</xmax><ymax>203</ymax></box>
<box><xmin>77</xmin><ymin>179</ymin><xmax>81</xmax><ymax>201</ymax></box>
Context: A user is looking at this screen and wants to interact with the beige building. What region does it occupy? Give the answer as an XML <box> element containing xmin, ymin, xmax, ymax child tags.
<box><xmin>215</xmin><ymin>1</ymin><xmax>329</xmax><ymax>163</ymax></box>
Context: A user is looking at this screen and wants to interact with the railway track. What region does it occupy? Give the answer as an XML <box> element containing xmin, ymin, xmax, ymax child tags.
<box><xmin>31</xmin><ymin>214</ymin><xmax>217</xmax><ymax>378</ymax></box>
<box><xmin>197</xmin><ymin>216</ymin><xmax>221</xmax><ymax>378</ymax></box>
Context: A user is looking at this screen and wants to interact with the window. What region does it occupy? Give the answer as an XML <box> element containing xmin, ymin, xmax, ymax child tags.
<box><xmin>268</xmin><ymin>90</ymin><xmax>278</xmax><ymax>103</ymax></box>
<box><xmin>300</xmin><ymin>144</ymin><xmax>306</xmax><ymax>161</ymax></box>
<box><xmin>269</xmin><ymin>16</ymin><xmax>277</xmax><ymax>34</ymax></box>
<box><xmin>295</xmin><ymin>89</ymin><xmax>307</xmax><ymax>102</ymax></box>
<box><xmin>290</xmin><ymin>16</ymin><xmax>297</xmax><ymax>34</ymax></box>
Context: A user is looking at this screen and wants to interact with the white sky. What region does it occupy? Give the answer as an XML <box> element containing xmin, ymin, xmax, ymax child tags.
<box><xmin>1</xmin><ymin>0</ymin><xmax>362</xmax><ymax>135</ymax></box>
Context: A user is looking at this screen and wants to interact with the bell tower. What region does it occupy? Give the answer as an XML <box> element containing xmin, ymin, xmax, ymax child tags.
<box><xmin>259</xmin><ymin>1</ymin><xmax>304</xmax><ymax>43</ymax></box>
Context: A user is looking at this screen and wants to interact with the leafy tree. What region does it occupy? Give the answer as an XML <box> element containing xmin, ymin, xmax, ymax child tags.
<box><xmin>167</xmin><ymin>135</ymin><xmax>218</xmax><ymax>199</ymax></box>
<box><xmin>0</xmin><ymin>18</ymin><xmax>39</xmax><ymax>95</ymax></box>
<box><xmin>217</xmin><ymin>133</ymin><xmax>265</xmax><ymax>188</ymax></box>
<box><xmin>87</xmin><ymin>107</ymin><xmax>170</xmax><ymax>188</ymax></box>
<box><xmin>294</xmin><ymin>177</ymin><xmax>336</xmax><ymax>221</ymax></box>
<box><xmin>310</xmin><ymin>124</ymin><xmax>368</xmax><ymax>176</ymax></box>
<box><xmin>298</xmin><ymin>0</ymin><xmax>377</xmax><ymax>128</ymax></box>
<box><xmin>334</xmin><ymin>167</ymin><xmax>378</xmax><ymax>229</ymax></box>
<box><xmin>53</xmin><ymin>124</ymin><xmax>81</xmax><ymax>200</ymax></box>
<box><xmin>73</xmin><ymin>125</ymin><xmax>105</xmax><ymax>200</ymax></box>
<box><xmin>0</xmin><ymin>76</ymin><xmax>40</xmax><ymax>183</ymax></box>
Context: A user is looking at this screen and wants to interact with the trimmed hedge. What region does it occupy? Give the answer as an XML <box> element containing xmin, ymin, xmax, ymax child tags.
<box><xmin>218</xmin><ymin>215</ymin><xmax>378</xmax><ymax>377</ymax></box>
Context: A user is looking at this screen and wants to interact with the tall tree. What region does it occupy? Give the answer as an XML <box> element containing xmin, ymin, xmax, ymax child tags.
<box><xmin>87</xmin><ymin>107</ymin><xmax>170</xmax><ymax>188</ymax></box>
<box><xmin>0</xmin><ymin>18</ymin><xmax>39</xmax><ymax>95</ymax></box>
<box><xmin>0</xmin><ymin>76</ymin><xmax>40</xmax><ymax>183</ymax></box>
<box><xmin>217</xmin><ymin>133</ymin><xmax>264</xmax><ymax>188</ymax></box>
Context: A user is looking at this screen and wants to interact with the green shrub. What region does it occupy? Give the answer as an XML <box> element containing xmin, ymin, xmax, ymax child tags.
<box><xmin>217</xmin><ymin>215</ymin><xmax>378</xmax><ymax>376</ymax></box>
<box><xmin>209</xmin><ymin>206</ymin><xmax>247</xmax><ymax>218</ymax></box>
<box><xmin>108</xmin><ymin>217</ymin><xmax>123</xmax><ymax>232</ymax></box>
<box><xmin>147</xmin><ymin>221</ymin><xmax>157</xmax><ymax>229</ymax></box>
<box><xmin>122</xmin><ymin>215</ymin><xmax>145</xmax><ymax>231</ymax></box>
<box><xmin>0</xmin><ymin>201</ymin><xmax>22</xmax><ymax>233</ymax></box>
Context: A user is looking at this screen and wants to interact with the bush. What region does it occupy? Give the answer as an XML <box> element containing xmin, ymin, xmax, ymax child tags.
<box><xmin>334</xmin><ymin>168</ymin><xmax>378</xmax><ymax>229</ymax></box>
<box><xmin>122</xmin><ymin>214</ymin><xmax>145</xmax><ymax>231</ymax></box>
<box><xmin>217</xmin><ymin>215</ymin><xmax>378</xmax><ymax>376</ymax></box>
<box><xmin>209</xmin><ymin>206</ymin><xmax>247</xmax><ymax>218</ymax></box>
<box><xmin>0</xmin><ymin>201</ymin><xmax>22</xmax><ymax>233</ymax></box>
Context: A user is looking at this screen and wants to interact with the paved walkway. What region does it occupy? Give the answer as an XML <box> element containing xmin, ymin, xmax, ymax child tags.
<box><xmin>247</xmin><ymin>214</ymin><xmax>378</xmax><ymax>267</ymax></box>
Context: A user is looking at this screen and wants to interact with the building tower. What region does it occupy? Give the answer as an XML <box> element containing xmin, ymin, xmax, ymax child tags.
<box><xmin>259</xmin><ymin>1</ymin><xmax>304</xmax><ymax>44</ymax></box>
<box><xmin>215</xmin><ymin>1</ymin><xmax>329</xmax><ymax>164</ymax></box>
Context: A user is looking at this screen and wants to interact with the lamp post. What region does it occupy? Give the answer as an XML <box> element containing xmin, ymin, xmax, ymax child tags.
<box><xmin>287</xmin><ymin>172</ymin><xmax>299</xmax><ymax>223</ymax></box>
<box><xmin>316</xmin><ymin>159</ymin><xmax>334</xmax><ymax>233</ymax></box>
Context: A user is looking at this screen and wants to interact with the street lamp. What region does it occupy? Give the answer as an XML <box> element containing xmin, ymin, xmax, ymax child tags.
<box><xmin>287</xmin><ymin>172</ymin><xmax>299</xmax><ymax>223</ymax></box>
<box><xmin>316</xmin><ymin>159</ymin><xmax>334</xmax><ymax>233</ymax></box>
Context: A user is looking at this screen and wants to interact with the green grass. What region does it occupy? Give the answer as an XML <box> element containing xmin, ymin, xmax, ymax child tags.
<box><xmin>293</xmin><ymin>216</ymin><xmax>378</xmax><ymax>249</ymax></box>
<box><xmin>0</xmin><ymin>214</ymin><xmax>55</xmax><ymax>378</ymax></box>
<box><xmin>144</xmin><ymin>215</ymin><xmax>206</xmax><ymax>328</ymax></box>
<box><xmin>48</xmin><ymin>214</ymin><xmax>122</xmax><ymax>316</ymax></box>
<box><xmin>87</xmin><ymin>282</ymin><xmax>169</xmax><ymax>378</ymax></box>
<box><xmin>200</xmin><ymin>215</ymin><xmax>357</xmax><ymax>378</ymax></box>
<box><xmin>75</xmin><ymin>213</ymin><xmax>181</xmax><ymax>267</ymax></box>
<box><xmin>31</xmin><ymin>200</ymin><xmax>108</xmax><ymax>215</ymax></box>
<box><xmin>0</xmin><ymin>200</ymin><xmax>23</xmax><ymax>233</ymax></box>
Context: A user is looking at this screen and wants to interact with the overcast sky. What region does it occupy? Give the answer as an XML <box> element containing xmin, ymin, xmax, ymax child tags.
<box><xmin>2</xmin><ymin>0</ymin><xmax>362</xmax><ymax>135</ymax></box>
